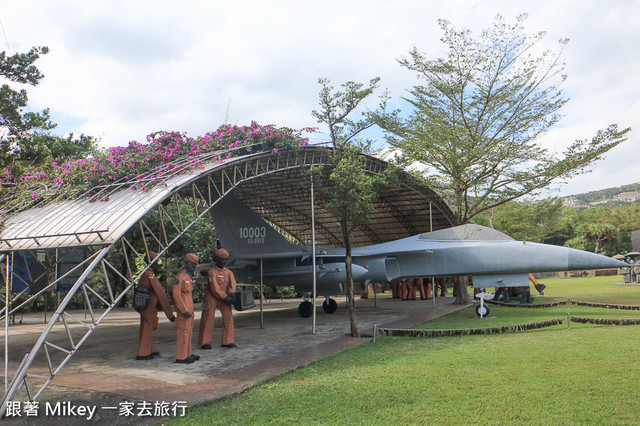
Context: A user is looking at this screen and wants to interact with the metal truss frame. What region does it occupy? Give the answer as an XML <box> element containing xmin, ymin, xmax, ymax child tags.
<box><xmin>0</xmin><ymin>185</ymin><xmax>218</xmax><ymax>414</ymax></box>
<box><xmin>1</xmin><ymin>146</ymin><xmax>455</xmax><ymax>413</ymax></box>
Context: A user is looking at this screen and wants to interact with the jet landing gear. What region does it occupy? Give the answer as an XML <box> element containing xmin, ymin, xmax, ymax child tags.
<box><xmin>297</xmin><ymin>297</ymin><xmax>338</xmax><ymax>317</ymax></box>
<box><xmin>475</xmin><ymin>303</ymin><xmax>490</xmax><ymax>317</ymax></box>
<box><xmin>474</xmin><ymin>291</ymin><xmax>492</xmax><ymax>318</ymax></box>
<box><xmin>298</xmin><ymin>300</ymin><xmax>313</xmax><ymax>317</ymax></box>
<box><xmin>322</xmin><ymin>297</ymin><xmax>338</xmax><ymax>314</ymax></box>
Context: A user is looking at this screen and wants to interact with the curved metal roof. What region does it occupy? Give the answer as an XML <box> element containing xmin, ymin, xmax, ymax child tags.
<box><xmin>0</xmin><ymin>146</ymin><xmax>455</xmax><ymax>252</ymax></box>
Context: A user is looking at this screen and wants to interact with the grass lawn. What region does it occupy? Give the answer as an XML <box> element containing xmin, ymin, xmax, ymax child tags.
<box><xmin>422</xmin><ymin>275</ymin><xmax>640</xmax><ymax>330</ymax></box>
<box><xmin>162</xmin><ymin>275</ymin><xmax>640</xmax><ymax>425</ymax></box>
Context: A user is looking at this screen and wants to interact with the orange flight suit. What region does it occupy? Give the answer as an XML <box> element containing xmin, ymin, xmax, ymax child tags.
<box><xmin>416</xmin><ymin>278</ymin><xmax>430</xmax><ymax>300</ymax></box>
<box><xmin>423</xmin><ymin>279</ymin><xmax>433</xmax><ymax>299</ymax></box>
<box><xmin>416</xmin><ymin>278</ymin><xmax>424</xmax><ymax>299</ymax></box>
<box><xmin>405</xmin><ymin>279</ymin><xmax>416</xmax><ymax>300</ymax></box>
<box><xmin>360</xmin><ymin>283</ymin><xmax>373</xmax><ymax>299</ymax></box>
<box><xmin>172</xmin><ymin>271</ymin><xmax>195</xmax><ymax>360</ymax></box>
<box><xmin>435</xmin><ymin>277</ymin><xmax>447</xmax><ymax>296</ymax></box>
<box><xmin>198</xmin><ymin>266</ymin><xmax>236</xmax><ymax>347</ymax></box>
<box><xmin>391</xmin><ymin>281</ymin><xmax>400</xmax><ymax>298</ymax></box>
<box><xmin>137</xmin><ymin>267</ymin><xmax>175</xmax><ymax>357</ymax></box>
<box><xmin>399</xmin><ymin>280</ymin><xmax>408</xmax><ymax>300</ymax></box>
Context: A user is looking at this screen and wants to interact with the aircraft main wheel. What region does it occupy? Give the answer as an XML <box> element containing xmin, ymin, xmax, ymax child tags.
<box><xmin>475</xmin><ymin>304</ymin><xmax>490</xmax><ymax>317</ymax></box>
<box><xmin>298</xmin><ymin>301</ymin><xmax>313</xmax><ymax>318</ymax></box>
<box><xmin>322</xmin><ymin>298</ymin><xmax>338</xmax><ymax>314</ymax></box>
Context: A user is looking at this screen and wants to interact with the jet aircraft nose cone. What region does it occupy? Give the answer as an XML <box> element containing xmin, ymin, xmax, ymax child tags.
<box><xmin>565</xmin><ymin>246</ymin><xmax>629</xmax><ymax>270</ymax></box>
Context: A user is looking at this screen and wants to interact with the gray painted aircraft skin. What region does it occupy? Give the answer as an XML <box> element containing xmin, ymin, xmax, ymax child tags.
<box><xmin>211</xmin><ymin>194</ymin><xmax>627</xmax><ymax>300</ymax></box>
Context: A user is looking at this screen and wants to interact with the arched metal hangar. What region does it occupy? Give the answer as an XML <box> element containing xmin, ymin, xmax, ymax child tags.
<box><xmin>0</xmin><ymin>145</ymin><xmax>455</xmax><ymax>407</ymax></box>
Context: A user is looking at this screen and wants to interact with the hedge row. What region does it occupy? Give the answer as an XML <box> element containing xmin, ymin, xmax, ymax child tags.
<box><xmin>570</xmin><ymin>316</ymin><xmax>640</xmax><ymax>325</ymax></box>
<box><xmin>485</xmin><ymin>300</ymin><xmax>569</xmax><ymax>308</ymax></box>
<box><xmin>570</xmin><ymin>300</ymin><xmax>640</xmax><ymax>310</ymax></box>
<box><xmin>485</xmin><ymin>299</ymin><xmax>640</xmax><ymax>310</ymax></box>
<box><xmin>377</xmin><ymin>318</ymin><xmax>564</xmax><ymax>338</ymax></box>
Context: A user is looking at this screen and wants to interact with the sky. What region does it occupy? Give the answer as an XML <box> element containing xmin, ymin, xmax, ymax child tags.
<box><xmin>1</xmin><ymin>0</ymin><xmax>639</xmax><ymax>197</ymax></box>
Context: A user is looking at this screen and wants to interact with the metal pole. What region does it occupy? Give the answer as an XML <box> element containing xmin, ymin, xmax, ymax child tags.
<box><xmin>429</xmin><ymin>202</ymin><xmax>433</xmax><ymax>232</ymax></box>
<box><xmin>430</xmin><ymin>202</ymin><xmax>436</xmax><ymax>305</ymax></box>
<box><xmin>374</xmin><ymin>283</ymin><xmax>377</xmax><ymax>307</ymax></box>
<box><xmin>3</xmin><ymin>253</ymin><xmax>9</xmax><ymax>391</ymax></box>
<box><xmin>55</xmin><ymin>249</ymin><xmax>60</xmax><ymax>322</ymax></box>
<box><xmin>259</xmin><ymin>259</ymin><xmax>264</xmax><ymax>329</ymax></box>
<box><xmin>311</xmin><ymin>169</ymin><xmax>317</xmax><ymax>335</ymax></box>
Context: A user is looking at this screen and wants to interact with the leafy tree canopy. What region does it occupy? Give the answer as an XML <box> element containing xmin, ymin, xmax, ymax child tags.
<box><xmin>472</xmin><ymin>197</ymin><xmax>564</xmax><ymax>243</ymax></box>
<box><xmin>311</xmin><ymin>77</ymin><xmax>390</xmax><ymax>336</ymax></box>
<box><xmin>1</xmin><ymin>46</ymin><xmax>99</xmax><ymax>183</ymax></box>
<box><xmin>1</xmin><ymin>122</ymin><xmax>311</xmax><ymax>219</ymax></box>
<box><xmin>566</xmin><ymin>222</ymin><xmax>619</xmax><ymax>255</ymax></box>
<box><xmin>378</xmin><ymin>14</ymin><xmax>631</xmax><ymax>225</ymax></box>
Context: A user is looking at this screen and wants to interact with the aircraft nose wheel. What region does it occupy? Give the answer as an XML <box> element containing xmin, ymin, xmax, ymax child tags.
<box><xmin>475</xmin><ymin>303</ymin><xmax>490</xmax><ymax>317</ymax></box>
<box><xmin>298</xmin><ymin>300</ymin><xmax>313</xmax><ymax>318</ymax></box>
<box><xmin>322</xmin><ymin>298</ymin><xmax>338</xmax><ymax>314</ymax></box>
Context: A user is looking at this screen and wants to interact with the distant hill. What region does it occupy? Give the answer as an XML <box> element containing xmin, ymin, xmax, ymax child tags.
<box><xmin>563</xmin><ymin>182</ymin><xmax>640</xmax><ymax>208</ymax></box>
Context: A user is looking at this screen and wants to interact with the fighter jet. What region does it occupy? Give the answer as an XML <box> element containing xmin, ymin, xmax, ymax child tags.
<box><xmin>211</xmin><ymin>194</ymin><xmax>627</xmax><ymax>317</ymax></box>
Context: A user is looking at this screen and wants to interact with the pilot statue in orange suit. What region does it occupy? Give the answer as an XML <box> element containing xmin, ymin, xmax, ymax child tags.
<box><xmin>402</xmin><ymin>278</ymin><xmax>416</xmax><ymax>300</ymax></box>
<box><xmin>136</xmin><ymin>250</ymin><xmax>176</xmax><ymax>360</ymax></box>
<box><xmin>172</xmin><ymin>253</ymin><xmax>200</xmax><ymax>364</ymax></box>
<box><xmin>416</xmin><ymin>278</ymin><xmax>431</xmax><ymax>300</ymax></box>
<box><xmin>198</xmin><ymin>248</ymin><xmax>237</xmax><ymax>349</ymax></box>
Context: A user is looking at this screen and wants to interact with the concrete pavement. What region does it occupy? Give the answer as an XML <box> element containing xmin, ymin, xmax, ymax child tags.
<box><xmin>1</xmin><ymin>293</ymin><xmax>468</xmax><ymax>423</ymax></box>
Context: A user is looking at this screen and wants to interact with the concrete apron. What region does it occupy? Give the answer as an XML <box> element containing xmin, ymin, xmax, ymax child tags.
<box><xmin>1</xmin><ymin>294</ymin><xmax>468</xmax><ymax>404</ymax></box>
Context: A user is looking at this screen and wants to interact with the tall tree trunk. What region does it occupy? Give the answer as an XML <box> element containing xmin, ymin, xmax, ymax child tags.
<box><xmin>345</xmin><ymin>243</ymin><xmax>359</xmax><ymax>337</ymax></box>
<box><xmin>451</xmin><ymin>215</ymin><xmax>472</xmax><ymax>305</ymax></box>
<box><xmin>453</xmin><ymin>276</ymin><xmax>472</xmax><ymax>305</ymax></box>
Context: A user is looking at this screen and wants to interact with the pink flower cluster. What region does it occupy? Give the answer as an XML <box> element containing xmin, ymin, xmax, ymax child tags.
<box><xmin>7</xmin><ymin>122</ymin><xmax>314</xmax><ymax>203</ymax></box>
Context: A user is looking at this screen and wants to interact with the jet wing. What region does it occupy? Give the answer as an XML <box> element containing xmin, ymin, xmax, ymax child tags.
<box><xmin>352</xmin><ymin>233</ymin><xmax>627</xmax><ymax>282</ymax></box>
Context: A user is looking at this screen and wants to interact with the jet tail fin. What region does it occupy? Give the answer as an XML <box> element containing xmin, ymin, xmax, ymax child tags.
<box><xmin>210</xmin><ymin>193</ymin><xmax>299</xmax><ymax>255</ymax></box>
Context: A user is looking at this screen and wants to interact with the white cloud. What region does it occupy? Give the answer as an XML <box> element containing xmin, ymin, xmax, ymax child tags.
<box><xmin>2</xmin><ymin>0</ymin><xmax>638</xmax><ymax>196</ymax></box>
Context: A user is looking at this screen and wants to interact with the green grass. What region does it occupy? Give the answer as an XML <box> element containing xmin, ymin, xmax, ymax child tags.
<box><xmin>541</xmin><ymin>274</ymin><xmax>640</xmax><ymax>304</ymax></box>
<box><xmin>421</xmin><ymin>275</ymin><xmax>640</xmax><ymax>331</ymax></box>
<box><xmin>163</xmin><ymin>275</ymin><xmax>640</xmax><ymax>425</ymax></box>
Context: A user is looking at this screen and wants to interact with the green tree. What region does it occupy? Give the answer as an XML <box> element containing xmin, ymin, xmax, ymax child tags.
<box><xmin>610</xmin><ymin>204</ymin><xmax>640</xmax><ymax>234</ymax></box>
<box><xmin>567</xmin><ymin>222</ymin><xmax>619</xmax><ymax>255</ymax></box>
<box><xmin>545</xmin><ymin>205</ymin><xmax>580</xmax><ymax>247</ymax></box>
<box><xmin>609</xmin><ymin>204</ymin><xmax>640</xmax><ymax>254</ymax></box>
<box><xmin>473</xmin><ymin>197</ymin><xmax>563</xmax><ymax>243</ymax></box>
<box><xmin>378</xmin><ymin>14</ymin><xmax>630</xmax><ymax>303</ymax></box>
<box><xmin>560</xmin><ymin>204</ymin><xmax>640</xmax><ymax>255</ymax></box>
<box><xmin>312</xmin><ymin>77</ymin><xmax>388</xmax><ymax>337</ymax></box>
<box><xmin>0</xmin><ymin>46</ymin><xmax>98</xmax><ymax>182</ymax></box>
